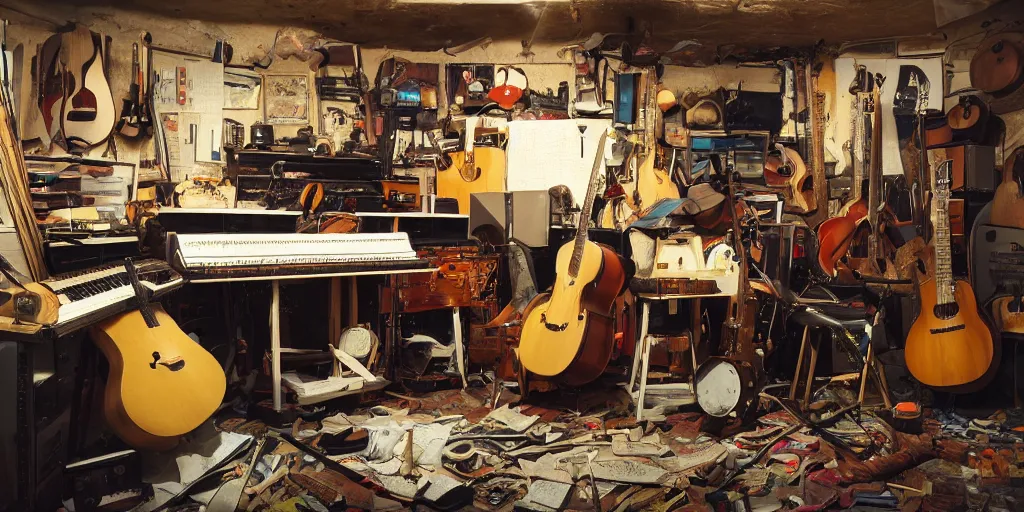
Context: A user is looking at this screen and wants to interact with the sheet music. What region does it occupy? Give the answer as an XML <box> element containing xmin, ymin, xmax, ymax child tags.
<box><xmin>505</xmin><ymin>119</ymin><xmax>612</xmax><ymax>208</ymax></box>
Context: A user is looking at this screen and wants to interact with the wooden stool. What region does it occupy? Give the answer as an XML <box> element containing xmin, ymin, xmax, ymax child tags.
<box><xmin>789</xmin><ymin>324</ymin><xmax>892</xmax><ymax>410</ymax></box>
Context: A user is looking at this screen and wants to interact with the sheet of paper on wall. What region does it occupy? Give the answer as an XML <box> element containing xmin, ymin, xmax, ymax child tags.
<box><xmin>833</xmin><ymin>57</ymin><xmax>942</xmax><ymax>176</ymax></box>
<box><xmin>150</xmin><ymin>51</ymin><xmax>225</xmax><ymax>171</ymax></box>
<box><xmin>187</xmin><ymin>59</ymin><xmax>224</xmax><ymax>162</ymax></box>
<box><xmin>177</xmin><ymin>112</ymin><xmax>200</xmax><ymax>179</ymax></box>
<box><xmin>505</xmin><ymin>119</ymin><xmax>612</xmax><ymax>208</ymax></box>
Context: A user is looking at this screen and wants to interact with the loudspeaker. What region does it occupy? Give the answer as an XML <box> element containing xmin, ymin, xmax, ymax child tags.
<box><xmin>946</xmin><ymin>144</ymin><xmax>996</xmax><ymax>192</ymax></box>
<box><xmin>469</xmin><ymin>191</ymin><xmax>549</xmax><ymax>248</ymax></box>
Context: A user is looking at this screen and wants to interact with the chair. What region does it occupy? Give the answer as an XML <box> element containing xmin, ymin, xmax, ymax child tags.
<box><xmin>762</xmin><ymin>225</ymin><xmax>896</xmax><ymax>410</ymax></box>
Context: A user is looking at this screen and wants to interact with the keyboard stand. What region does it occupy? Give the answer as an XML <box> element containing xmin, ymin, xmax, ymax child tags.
<box><xmin>188</xmin><ymin>268</ymin><xmax>434</xmax><ymax>411</ymax></box>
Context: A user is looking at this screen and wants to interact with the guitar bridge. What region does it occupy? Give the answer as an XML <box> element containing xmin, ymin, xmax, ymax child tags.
<box><xmin>540</xmin><ymin>313</ymin><xmax>568</xmax><ymax>332</ymax></box>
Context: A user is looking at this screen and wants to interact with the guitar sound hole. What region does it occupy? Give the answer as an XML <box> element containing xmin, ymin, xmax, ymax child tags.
<box><xmin>149</xmin><ymin>351</ymin><xmax>160</xmax><ymax>369</ymax></box>
<box><xmin>933</xmin><ymin>302</ymin><xmax>960</xmax><ymax>320</ymax></box>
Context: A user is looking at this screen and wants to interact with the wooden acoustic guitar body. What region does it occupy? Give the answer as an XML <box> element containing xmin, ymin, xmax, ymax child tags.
<box><xmin>635</xmin><ymin>152</ymin><xmax>679</xmax><ymax>212</ymax></box>
<box><xmin>905</xmin><ymin>278</ymin><xmax>995</xmax><ymax>389</ymax></box>
<box><xmin>764</xmin><ymin>147</ymin><xmax>814</xmax><ymax>213</ymax></box>
<box><xmin>90</xmin><ymin>305</ymin><xmax>226</xmax><ymax>451</ymax></box>
<box><xmin>518</xmin><ymin>240</ymin><xmax>625</xmax><ymax>386</ymax></box>
<box><xmin>815</xmin><ymin>201</ymin><xmax>868</xmax><ymax>276</ymax></box>
<box><xmin>60</xmin><ymin>27</ymin><xmax>116</xmax><ymax>148</ymax></box>
<box><xmin>436</xmin><ymin>147</ymin><xmax>506</xmax><ymax>215</ymax></box>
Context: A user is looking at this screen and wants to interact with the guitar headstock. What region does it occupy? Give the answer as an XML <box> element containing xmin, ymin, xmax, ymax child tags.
<box><xmin>935</xmin><ymin>160</ymin><xmax>953</xmax><ymax>191</ymax></box>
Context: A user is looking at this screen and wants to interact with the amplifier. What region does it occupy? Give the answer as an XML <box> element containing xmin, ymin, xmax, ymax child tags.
<box><xmin>469</xmin><ymin>191</ymin><xmax>550</xmax><ymax>248</ymax></box>
<box><xmin>945</xmin><ymin>144</ymin><xmax>996</xmax><ymax>192</ymax></box>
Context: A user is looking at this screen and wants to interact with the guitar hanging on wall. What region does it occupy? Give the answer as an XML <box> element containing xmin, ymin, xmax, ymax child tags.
<box><xmin>904</xmin><ymin>160</ymin><xmax>996</xmax><ymax>390</ymax></box>
<box><xmin>431</xmin><ymin>119</ymin><xmax>507</xmax><ymax>215</ymax></box>
<box><xmin>59</xmin><ymin>25</ymin><xmax>116</xmax><ymax>150</ymax></box>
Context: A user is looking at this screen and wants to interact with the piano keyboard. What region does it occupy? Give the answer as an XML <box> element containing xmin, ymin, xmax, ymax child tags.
<box><xmin>168</xmin><ymin>232</ymin><xmax>432</xmax><ymax>281</ymax></box>
<box><xmin>43</xmin><ymin>259</ymin><xmax>182</xmax><ymax>333</ymax></box>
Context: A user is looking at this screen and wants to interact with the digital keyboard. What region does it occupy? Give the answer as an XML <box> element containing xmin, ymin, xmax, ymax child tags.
<box><xmin>42</xmin><ymin>259</ymin><xmax>183</xmax><ymax>335</ymax></box>
<box><xmin>167</xmin><ymin>232</ymin><xmax>433</xmax><ymax>282</ymax></box>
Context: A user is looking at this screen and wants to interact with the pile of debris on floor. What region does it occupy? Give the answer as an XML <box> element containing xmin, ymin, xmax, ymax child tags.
<box><xmin>119</xmin><ymin>384</ymin><xmax>1024</xmax><ymax>512</ymax></box>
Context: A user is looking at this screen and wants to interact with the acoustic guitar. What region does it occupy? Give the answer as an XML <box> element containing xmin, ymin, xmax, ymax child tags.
<box><xmin>989</xmin><ymin>147</ymin><xmax>1024</xmax><ymax>334</ymax></box>
<box><xmin>905</xmin><ymin>161</ymin><xmax>996</xmax><ymax>390</ymax></box>
<box><xmin>634</xmin><ymin>69</ymin><xmax>679</xmax><ymax>211</ymax></box>
<box><xmin>763</xmin><ymin>145</ymin><xmax>813</xmax><ymax>214</ymax></box>
<box><xmin>89</xmin><ymin>261</ymin><xmax>225</xmax><ymax>450</ymax></box>
<box><xmin>59</xmin><ymin>26</ymin><xmax>116</xmax><ymax>149</ymax></box>
<box><xmin>518</xmin><ymin>129</ymin><xmax>626</xmax><ymax>386</ymax></box>
<box><xmin>431</xmin><ymin>123</ymin><xmax>507</xmax><ymax>215</ymax></box>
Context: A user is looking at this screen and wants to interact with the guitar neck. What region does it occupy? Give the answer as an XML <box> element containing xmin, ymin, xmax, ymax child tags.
<box><xmin>569</xmin><ymin>131</ymin><xmax>609</xmax><ymax>277</ymax></box>
<box><xmin>932</xmin><ymin>170</ymin><xmax>954</xmax><ymax>304</ymax></box>
<box><xmin>865</xmin><ymin>86</ymin><xmax>884</xmax><ymax>261</ymax></box>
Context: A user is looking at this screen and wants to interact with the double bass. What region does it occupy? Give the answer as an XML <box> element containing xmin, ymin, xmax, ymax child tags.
<box><xmin>518</xmin><ymin>129</ymin><xmax>626</xmax><ymax>386</ymax></box>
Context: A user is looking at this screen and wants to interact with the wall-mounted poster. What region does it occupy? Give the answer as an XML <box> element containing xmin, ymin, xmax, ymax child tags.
<box><xmin>263</xmin><ymin>74</ymin><xmax>309</xmax><ymax>125</ymax></box>
<box><xmin>224</xmin><ymin>68</ymin><xmax>262</xmax><ymax>110</ymax></box>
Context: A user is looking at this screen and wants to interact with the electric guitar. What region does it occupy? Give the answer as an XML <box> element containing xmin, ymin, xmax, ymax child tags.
<box><xmin>518</xmin><ymin>129</ymin><xmax>627</xmax><ymax>386</ymax></box>
<box><xmin>59</xmin><ymin>26</ymin><xmax>116</xmax><ymax>149</ymax></box>
<box><xmin>89</xmin><ymin>260</ymin><xmax>225</xmax><ymax>451</ymax></box>
<box><xmin>988</xmin><ymin>147</ymin><xmax>1024</xmax><ymax>334</ymax></box>
<box><xmin>905</xmin><ymin>161</ymin><xmax>996</xmax><ymax>390</ymax></box>
<box><xmin>115</xmin><ymin>41</ymin><xmax>149</xmax><ymax>138</ymax></box>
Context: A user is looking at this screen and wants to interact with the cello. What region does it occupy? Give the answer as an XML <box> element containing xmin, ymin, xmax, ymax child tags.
<box><xmin>518</xmin><ymin>129</ymin><xmax>627</xmax><ymax>386</ymax></box>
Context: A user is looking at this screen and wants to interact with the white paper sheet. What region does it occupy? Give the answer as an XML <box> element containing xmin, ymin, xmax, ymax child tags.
<box><xmin>151</xmin><ymin>51</ymin><xmax>225</xmax><ymax>172</ymax></box>
<box><xmin>505</xmin><ymin>119</ymin><xmax>612</xmax><ymax>209</ymax></box>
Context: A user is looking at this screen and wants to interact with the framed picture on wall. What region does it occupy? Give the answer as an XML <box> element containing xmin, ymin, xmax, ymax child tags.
<box><xmin>263</xmin><ymin>74</ymin><xmax>309</xmax><ymax>124</ymax></box>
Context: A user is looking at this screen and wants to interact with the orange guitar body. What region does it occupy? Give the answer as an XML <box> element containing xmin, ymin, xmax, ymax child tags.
<box><xmin>764</xmin><ymin>147</ymin><xmax>814</xmax><ymax>213</ymax></box>
<box><xmin>90</xmin><ymin>305</ymin><xmax>226</xmax><ymax>451</ymax></box>
<box><xmin>905</xmin><ymin>277</ymin><xmax>994</xmax><ymax>389</ymax></box>
<box><xmin>815</xmin><ymin>201</ymin><xmax>869</xmax><ymax>277</ymax></box>
<box><xmin>905</xmin><ymin>160</ymin><xmax>996</xmax><ymax>391</ymax></box>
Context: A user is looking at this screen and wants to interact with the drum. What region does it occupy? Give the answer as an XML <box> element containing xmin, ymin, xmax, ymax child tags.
<box><xmin>338</xmin><ymin>326</ymin><xmax>377</xmax><ymax>362</ymax></box>
<box><xmin>694</xmin><ymin>357</ymin><xmax>757</xmax><ymax>418</ymax></box>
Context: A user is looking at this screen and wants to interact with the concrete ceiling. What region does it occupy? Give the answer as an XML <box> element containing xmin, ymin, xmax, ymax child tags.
<box><xmin>22</xmin><ymin>0</ymin><xmax>952</xmax><ymax>52</ymax></box>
